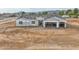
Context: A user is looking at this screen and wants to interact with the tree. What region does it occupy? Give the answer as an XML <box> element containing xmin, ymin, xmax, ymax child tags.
<box><xmin>59</xmin><ymin>10</ymin><xmax>64</xmax><ymax>15</ymax></box>
<box><xmin>38</xmin><ymin>12</ymin><xmax>42</xmax><ymax>15</ymax></box>
<box><xmin>66</xmin><ymin>9</ymin><xmax>72</xmax><ymax>15</ymax></box>
<box><xmin>59</xmin><ymin>8</ymin><xmax>79</xmax><ymax>18</ymax></box>
<box><xmin>65</xmin><ymin>9</ymin><xmax>74</xmax><ymax>17</ymax></box>
<box><xmin>73</xmin><ymin>8</ymin><xmax>79</xmax><ymax>18</ymax></box>
<box><xmin>42</xmin><ymin>11</ymin><xmax>48</xmax><ymax>15</ymax></box>
<box><xmin>68</xmin><ymin>11</ymin><xmax>73</xmax><ymax>17</ymax></box>
<box><xmin>73</xmin><ymin>8</ymin><xmax>79</xmax><ymax>14</ymax></box>
<box><xmin>19</xmin><ymin>11</ymin><xmax>26</xmax><ymax>17</ymax></box>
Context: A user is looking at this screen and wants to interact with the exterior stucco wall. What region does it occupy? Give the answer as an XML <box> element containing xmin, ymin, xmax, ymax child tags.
<box><xmin>16</xmin><ymin>18</ymin><xmax>39</xmax><ymax>26</ymax></box>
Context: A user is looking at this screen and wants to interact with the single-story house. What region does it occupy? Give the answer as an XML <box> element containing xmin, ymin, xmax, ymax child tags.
<box><xmin>16</xmin><ymin>16</ymin><xmax>67</xmax><ymax>28</ymax></box>
<box><xmin>43</xmin><ymin>17</ymin><xmax>67</xmax><ymax>28</ymax></box>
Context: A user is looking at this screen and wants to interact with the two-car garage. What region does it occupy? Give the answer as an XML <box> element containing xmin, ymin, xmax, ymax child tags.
<box><xmin>43</xmin><ymin>17</ymin><xmax>67</xmax><ymax>28</ymax></box>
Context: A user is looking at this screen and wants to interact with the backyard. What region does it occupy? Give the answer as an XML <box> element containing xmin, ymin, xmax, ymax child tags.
<box><xmin>0</xmin><ymin>17</ymin><xmax>79</xmax><ymax>49</ymax></box>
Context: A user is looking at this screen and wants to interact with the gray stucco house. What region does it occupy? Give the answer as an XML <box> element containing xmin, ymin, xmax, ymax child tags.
<box><xmin>16</xmin><ymin>17</ymin><xmax>39</xmax><ymax>26</ymax></box>
<box><xmin>16</xmin><ymin>16</ymin><xmax>67</xmax><ymax>28</ymax></box>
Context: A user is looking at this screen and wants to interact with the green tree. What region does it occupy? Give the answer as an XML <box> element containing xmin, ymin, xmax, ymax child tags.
<box><xmin>68</xmin><ymin>11</ymin><xmax>73</xmax><ymax>17</ymax></box>
<box><xmin>19</xmin><ymin>11</ymin><xmax>26</xmax><ymax>17</ymax></box>
<box><xmin>66</xmin><ymin>9</ymin><xmax>72</xmax><ymax>15</ymax></box>
<box><xmin>38</xmin><ymin>12</ymin><xmax>42</xmax><ymax>15</ymax></box>
<box><xmin>59</xmin><ymin>10</ymin><xmax>64</xmax><ymax>15</ymax></box>
<box><xmin>42</xmin><ymin>11</ymin><xmax>48</xmax><ymax>15</ymax></box>
<box><xmin>73</xmin><ymin>8</ymin><xmax>79</xmax><ymax>14</ymax></box>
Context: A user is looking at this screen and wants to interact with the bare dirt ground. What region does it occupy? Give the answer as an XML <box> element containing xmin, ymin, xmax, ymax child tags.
<box><xmin>0</xmin><ymin>17</ymin><xmax>79</xmax><ymax>50</ymax></box>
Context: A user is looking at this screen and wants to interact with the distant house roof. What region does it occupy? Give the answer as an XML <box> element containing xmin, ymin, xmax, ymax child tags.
<box><xmin>62</xmin><ymin>15</ymin><xmax>70</xmax><ymax>18</ymax></box>
<box><xmin>17</xmin><ymin>18</ymin><xmax>26</xmax><ymax>20</ymax></box>
<box><xmin>44</xmin><ymin>16</ymin><xmax>66</xmax><ymax>22</ymax></box>
<box><xmin>17</xmin><ymin>16</ymin><xmax>66</xmax><ymax>22</ymax></box>
<box><xmin>17</xmin><ymin>16</ymin><xmax>36</xmax><ymax>20</ymax></box>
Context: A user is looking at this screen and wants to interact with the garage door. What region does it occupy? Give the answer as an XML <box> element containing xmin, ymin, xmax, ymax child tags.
<box><xmin>45</xmin><ymin>22</ymin><xmax>57</xmax><ymax>28</ymax></box>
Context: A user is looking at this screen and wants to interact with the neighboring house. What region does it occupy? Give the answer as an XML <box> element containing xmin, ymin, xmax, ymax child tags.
<box><xmin>16</xmin><ymin>17</ymin><xmax>39</xmax><ymax>26</ymax></box>
<box><xmin>16</xmin><ymin>16</ymin><xmax>67</xmax><ymax>28</ymax></box>
<box><xmin>62</xmin><ymin>15</ymin><xmax>70</xmax><ymax>18</ymax></box>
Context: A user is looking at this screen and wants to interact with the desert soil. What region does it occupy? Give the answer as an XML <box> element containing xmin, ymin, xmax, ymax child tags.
<box><xmin>0</xmin><ymin>17</ymin><xmax>79</xmax><ymax>50</ymax></box>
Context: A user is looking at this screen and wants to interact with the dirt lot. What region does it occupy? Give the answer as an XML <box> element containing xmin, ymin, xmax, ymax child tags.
<box><xmin>0</xmin><ymin>17</ymin><xmax>79</xmax><ymax>50</ymax></box>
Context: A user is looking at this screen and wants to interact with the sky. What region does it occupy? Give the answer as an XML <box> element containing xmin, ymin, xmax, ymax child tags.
<box><xmin>0</xmin><ymin>8</ymin><xmax>68</xmax><ymax>13</ymax></box>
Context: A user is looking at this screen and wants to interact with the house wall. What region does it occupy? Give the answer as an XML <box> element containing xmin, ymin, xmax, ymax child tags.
<box><xmin>29</xmin><ymin>20</ymin><xmax>39</xmax><ymax>26</ymax></box>
<box><xmin>16</xmin><ymin>18</ymin><xmax>39</xmax><ymax>26</ymax></box>
<box><xmin>16</xmin><ymin>19</ymin><xmax>26</xmax><ymax>26</ymax></box>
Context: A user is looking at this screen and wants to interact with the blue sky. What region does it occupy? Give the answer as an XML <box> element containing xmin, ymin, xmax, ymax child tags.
<box><xmin>0</xmin><ymin>8</ymin><xmax>67</xmax><ymax>13</ymax></box>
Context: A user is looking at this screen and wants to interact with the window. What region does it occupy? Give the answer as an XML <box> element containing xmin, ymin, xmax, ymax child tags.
<box><xmin>31</xmin><ymin>21</ymin><xmax>35</xmax><ymax>24</ymax></box>
<box><xmin>19</xmin><ymin>21</ymin><xmax>23</xmax><ymax>24</ymax></box>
